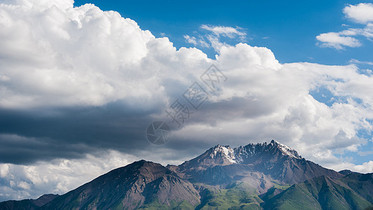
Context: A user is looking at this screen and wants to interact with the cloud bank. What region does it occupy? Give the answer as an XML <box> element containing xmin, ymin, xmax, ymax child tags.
<box><xmin>0</xmin><ymin>0</ymin><xmax>372</xmax><ymax>201</ymax></box>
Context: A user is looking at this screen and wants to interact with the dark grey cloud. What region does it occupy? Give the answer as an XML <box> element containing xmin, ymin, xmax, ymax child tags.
<box><xmin>0</xmin><ymin>96</ymin><xmax>270</xmax><ymax>165</ymax></box>
<box><xmin>0</xmin><ymin>102</ymin><xmax>162</xmax><ymax>164</ymax></box>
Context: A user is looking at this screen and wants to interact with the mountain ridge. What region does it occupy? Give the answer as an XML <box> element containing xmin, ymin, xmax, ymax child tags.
<box><xmin>1</xmin><ymin>140</ymin><xmax>371</xmax><ymax>210</ymax></box>
<box><xmin>175</xmin><ymin>140</ymin><xmax>342</xmax><ymax>186</ymax></box>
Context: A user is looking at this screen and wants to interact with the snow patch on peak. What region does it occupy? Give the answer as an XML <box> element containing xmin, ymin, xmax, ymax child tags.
<box><xmin>270</xmin><ymin>140</ymin><xmax>301</xmax><ymax>159</ymax></box>
<box><xmin>205</xmin><ymin>141</ymin><xmax>301</xmax><ymax>166</ymax></box>
<box><xmin>211</xmin><ymin>145</ymin><xmax>237</xmax><ymax>163</ymax></box>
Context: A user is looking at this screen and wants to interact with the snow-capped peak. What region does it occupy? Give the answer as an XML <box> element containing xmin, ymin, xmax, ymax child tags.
<box><xmin>210</xmin><ymin>145</ymin><xmax>237</xmax><ymax>163</ymax></box>
<box><xmin>185</xmin><ymin>141</ymin><xmax>302</xmax><ymax>169</ymax></box>
<box><xmin>269</xmin><ymin>140</ymin><xmax>301</xmax><ymax>159</ymax></box>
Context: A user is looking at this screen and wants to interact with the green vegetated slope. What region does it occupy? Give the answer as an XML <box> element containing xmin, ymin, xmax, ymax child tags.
<box><xmin>138</xmin><ymin>200</ymin><xmax>196</xmax><ymax>210</ymax></box>
<box><xmin>262</xmin><ymin>176</ymin><xmax>372</xmax><ymax>210</ymax></box>
<box><xmin>340</xmin><ymin>173</ymin><xmax>373</xmax><ymax>204</ymax></box>
<box><xmin>195</xmin><ymin>182</ymin><xmax>264</xmax><ymax>210</ymax></box>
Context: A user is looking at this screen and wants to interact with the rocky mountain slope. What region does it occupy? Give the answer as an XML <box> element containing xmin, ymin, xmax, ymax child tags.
<box><xmin>42</xmin><ymin>160</ymin><xmax>200</xmax><ymax>209</ymax></box>
<box><xmin>175</xmin><ymin>140</ymin><xmax>341</xmax><ymax>186</ymax></box>
<box><xmin>0</xmin><ymin>194</ymin><xmax>58</xmax><ymax>210</ymax></box>
<box><xmin>263</xmin><ymin>175</ymin><xmax>372</xmax><ymax>210</ymax></box>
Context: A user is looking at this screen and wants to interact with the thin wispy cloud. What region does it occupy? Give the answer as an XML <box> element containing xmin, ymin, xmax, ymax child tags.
<box><xmin>317</xmin><ymin>3</ymin><xmax>373</xmax><ymax>49</ymax></box>
<box><xmin>183</xmin><ymin>25</ymin><xmax>247</xmax><ymax>52</ymax></box>
<box><xmin>316</xmin><ymin>32</ymin><xmax>362</xmax><ymax>49</ymax></box>
<box><xmin>200</xmin><ymin>25</ymin><xmax>246</xmax><ymax>38</ymax></box>
<box><xmin>349</xmin><ymin>58</ymin><xmax>373</xmax><ymax>66</ymax></box>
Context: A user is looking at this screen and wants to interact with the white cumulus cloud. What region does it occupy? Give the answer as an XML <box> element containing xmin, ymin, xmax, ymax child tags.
<box><xmin>344</xmin><ymin>3</ymin><xmax>373</xmax><ymax>24</ymax></box>
<box><xmin>316</xmin><ymin>32</ymin><xmax>361</xmax><ymax>49</ymax></box>
<box><xmin>0</xmin><ymin>151</ymin><xmax>137</xmax><ymax>201</ymax></box>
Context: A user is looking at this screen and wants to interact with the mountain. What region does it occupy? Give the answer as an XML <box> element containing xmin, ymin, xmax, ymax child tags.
<box><xmin>175</xmin><ymin>140</ymin><xmax>341</xmax><ymax>186</ymax></box>
<box><xmin>340</xmin><ymin>172</ymin><xmax>373</xmax><ymax>203</ymax></box>
<box><xmin>41</xmin><ymin>160</ymin><xmax>200</xmax><ymax>209</ymax></box>
<box><xmin>0</xmin><ymin>140</ymin><xmax>372</xmax><ymax>210</ymax></box>
<box><xmin>262</xmin><ymin>175</ymin><xmax>372</xmax><ymax>210</ymax></box>
<box><xmin>234</xmin><ymin>140</ymin><xmax>342</xmax><ymax>184</ymax></box>
<box><xmin>0</xmin><ymin>194</ymin><xmax>58</xmax><ymax>210</ymax></box>
<box><xmin>339</xmin><ymin>169</ymin><xmax>362</xmax><ymax>176</ymax></box>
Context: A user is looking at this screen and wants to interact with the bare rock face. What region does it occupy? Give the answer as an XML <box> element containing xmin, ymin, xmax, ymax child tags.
<box><xmin>174</xmin><ymin>140</ymin><xmax>341</xmax><ymax>187</ymax></box>
<box><xmin>179</xmin><ymin>144</ymin><xmax>238</xmax><ymax>170</ymax></box>
<box><xmin>234</xmin><ymin>140</ymin><xmax>342</xmax><ymax>184</ymax></box>
<box><xmin>42</xmin><ymin>160</ymin><xmax>200</xmax><ymax>210</ymax></box>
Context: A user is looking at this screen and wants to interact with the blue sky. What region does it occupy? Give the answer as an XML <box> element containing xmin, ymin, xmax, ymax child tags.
<box><xmin>0</xmin><ymin>0</ymin><xmax>373</xmax><ymax>201</ymax></box>
<box><xmin>75</xmin><ymin>0</ymin><xmax>373</xmax><ymax>65</ymax></box>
